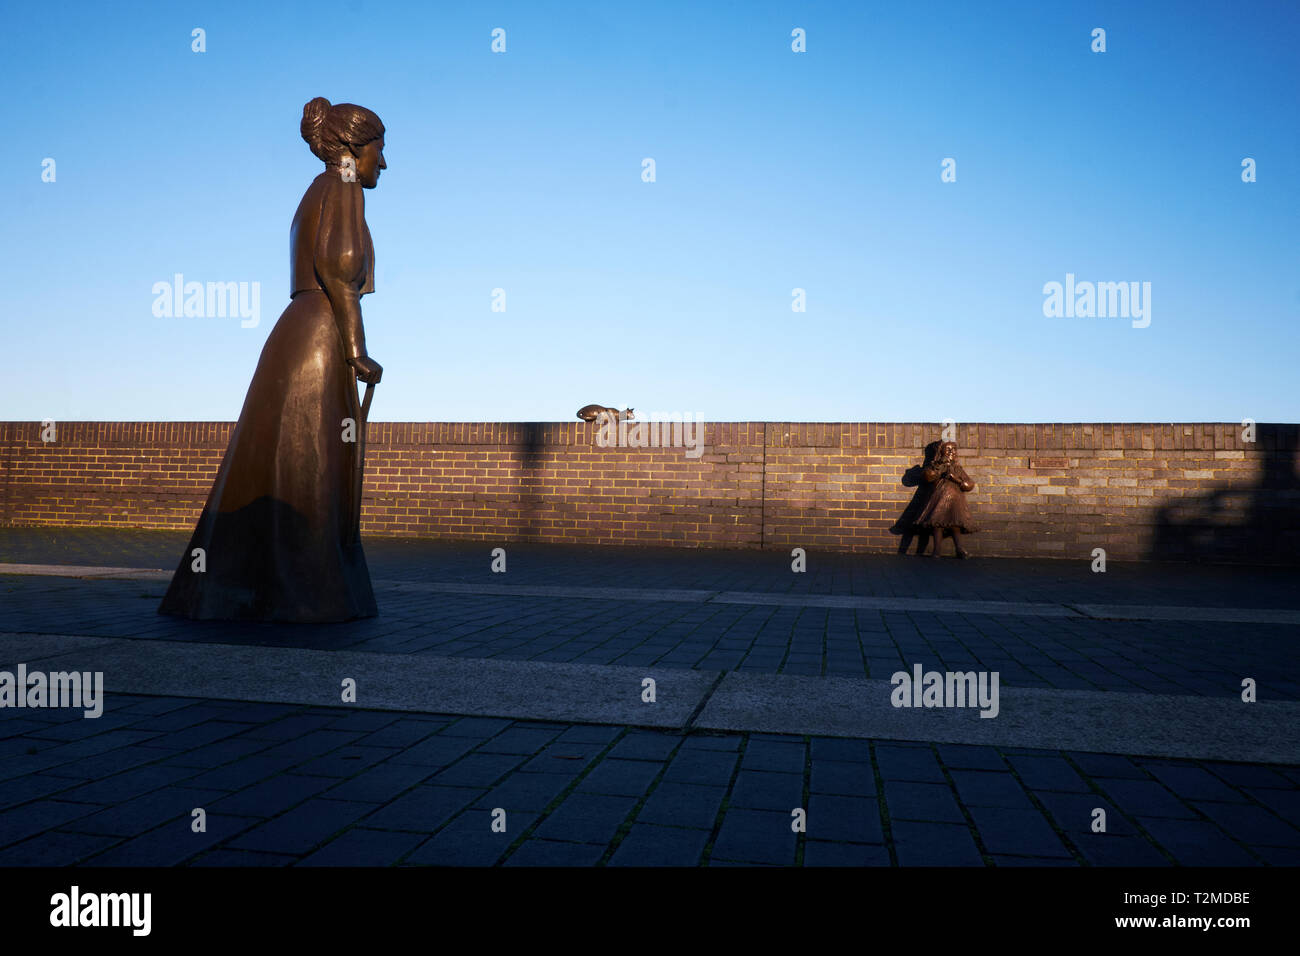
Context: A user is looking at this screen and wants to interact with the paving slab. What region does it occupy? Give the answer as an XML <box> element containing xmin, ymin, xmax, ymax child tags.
<box><xmin>694</xmin><ymin>672</ymin><xmax>1300</xmax><ymax>763</ymax></box>
<box><xmin>2</xmin><ymin>633</ymin><xmax>716</xmax><ymax>729</ymax></box>
<box><xmin>0</xmin><ymin>564</ymin><xmax>171</xmax><ymax>581</ymax></box>
<box><xmin>0</xmin><ymin>633</ymin><xmax>118</xmax><ymax>665</ymax></box>
<box><xmin>1075</xmin><ymin>604</ymin><xmax>1300</xmax><ymax>625</ymax></box>
<box><xmin>384</xmin><ymin>580</ymin><xmax>719</xmax><ymax>603</ymax></box>
<box><xmin>713</xmin><ymin>591</ymin><xmax>1078</xmax><ymax>617</ymax></box>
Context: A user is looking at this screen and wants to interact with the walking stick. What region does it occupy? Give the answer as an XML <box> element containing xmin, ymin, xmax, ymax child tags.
<box><xmin>351</xmin><ymin>376</ymin><xmax>375</xmax><ymax>546</ymax></box>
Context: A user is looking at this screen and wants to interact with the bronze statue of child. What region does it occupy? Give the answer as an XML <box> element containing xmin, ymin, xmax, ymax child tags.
<box><xmin>913</xmin><ymin>441</ymin><xmax>978</xmax><ymax>558</ymax></box>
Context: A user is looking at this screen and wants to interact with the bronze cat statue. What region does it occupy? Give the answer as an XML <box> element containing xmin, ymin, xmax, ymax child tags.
<box><xmin>576</xmin><ymin>405</ymin><xmax>634</xmax><ymax>422</ymax></box>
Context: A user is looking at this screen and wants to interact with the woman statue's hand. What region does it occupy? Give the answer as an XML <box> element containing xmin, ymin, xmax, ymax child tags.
<box><xmin>349</xmin><ymin>355</ymin><xmax>383</xmax><ymax>385</ymax></box>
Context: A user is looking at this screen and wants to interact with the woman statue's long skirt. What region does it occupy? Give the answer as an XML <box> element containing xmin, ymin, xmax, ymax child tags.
<box><xmin>158</xmin><ymin>289</ymin><xmax>378</xmax><ymax>622</ymax></box>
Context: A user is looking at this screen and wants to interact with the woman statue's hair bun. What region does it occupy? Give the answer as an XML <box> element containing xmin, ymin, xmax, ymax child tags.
<box><xmin>300</xmin><ymin>97</ymin><xmax>385</xmax><ymax>166</ymax></box>
<box><xmin>301</xmin><ymin>97</ymin><xmax>333</xmax><ymax>157</ymax></box>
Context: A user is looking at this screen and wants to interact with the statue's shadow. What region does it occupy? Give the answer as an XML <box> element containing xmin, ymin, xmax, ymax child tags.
<box><xmin>890</xmin><ymin>440</ymin><xmax>942</xmax><ymax>554</ymax></box>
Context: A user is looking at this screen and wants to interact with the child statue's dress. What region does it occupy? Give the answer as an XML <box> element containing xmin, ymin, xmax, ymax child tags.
<box><xmin>912</xmin><ymin>461</ymin><xmax>979</xmax><ymax>535</ymax></box>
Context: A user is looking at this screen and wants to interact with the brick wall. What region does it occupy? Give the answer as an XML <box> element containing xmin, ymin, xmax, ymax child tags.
<box><xmin>1</xmin><ymin>421</ymin><xmax>1297</xmax><ymax>564</ymax></box>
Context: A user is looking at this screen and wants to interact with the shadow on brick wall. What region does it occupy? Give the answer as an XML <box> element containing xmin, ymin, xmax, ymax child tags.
<box><xmin>1148</xmin><ymin>425</ymin><xmax>1300</xmax><ymax>564</ymax></box>
<box><xmin>518</xmin><ymin>422</ymin><xmax>545</xmax><ymax>542</ymax></box>
<box><xmin>890</xmin><ymin>440</ymin><xmax>941</xmax><ymax>555</ymax></box>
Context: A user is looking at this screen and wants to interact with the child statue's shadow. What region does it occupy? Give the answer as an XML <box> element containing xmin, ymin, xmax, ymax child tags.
<box><xmin>890</xmin><ymin>440</ymin><xmax>941</xmax><ymax>555</ymax></box>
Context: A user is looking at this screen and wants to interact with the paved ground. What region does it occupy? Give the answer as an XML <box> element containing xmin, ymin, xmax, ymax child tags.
<box><xmin>5</xmin><ymin>527</ymin><xmax>1300</xmax><ymax>606</ymax></box>
<box><xmin>2</xmin><ymin>530</ymin><xmax>1298</xmax><ymax>698</ymax></box>
<box><xmin>1</xmin><ymin>528</ymin><xmax>1297</xmax><ymax>866</ymax></box>
<box><xmin>3</xmin><ymin>696</ymin><xmax>1299</xmax><ymax>867</ymax></box>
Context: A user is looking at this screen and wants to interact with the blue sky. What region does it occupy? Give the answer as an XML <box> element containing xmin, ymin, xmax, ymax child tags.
<box><xmin>4</xmin><ymin>0</ymin><xmax>1298</xmax><ymax>423</ymax></box>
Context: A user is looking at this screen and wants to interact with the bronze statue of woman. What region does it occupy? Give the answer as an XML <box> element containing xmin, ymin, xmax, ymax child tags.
<box><xmin>159</xmin><ymin>97</ymin><xmax>386</xmax><ymax>622</ymax></box>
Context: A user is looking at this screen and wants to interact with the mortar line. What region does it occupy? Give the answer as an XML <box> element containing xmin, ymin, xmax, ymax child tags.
<box><xmin>678</xmin><ymin>670</ymin><xmax>728</xmax><ymax>734</ymax></box>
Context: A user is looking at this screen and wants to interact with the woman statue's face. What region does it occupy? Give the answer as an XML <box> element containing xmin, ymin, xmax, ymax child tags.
<box><xmin>353</xmin><ymin>137</ymin><xmax>386</xmax><ymax>188</ymax></box>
